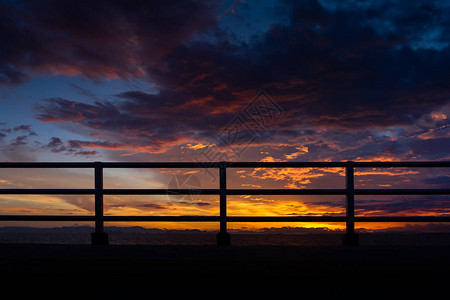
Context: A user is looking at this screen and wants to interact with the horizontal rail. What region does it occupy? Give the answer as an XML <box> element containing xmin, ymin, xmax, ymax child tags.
<box><xmin>1</xmin><ymin>161</ymin><xmax>450</xmax><ymax>168</ymax></box>
<box><xmin>101</xmin><ymin>216</ymin><xmax>349</xmax><ymax>222</ymax></box>
<box><xmin>227</xmin><ymin>216</ymin><xmax>450</xmax><ymax>222</ymax></box>
<box><xmin>0</xmin><ymin>162</ymin><xmax>220</xmax><ymax>168</ymax></box>
<box><xmin>353</xmin><ymin>216</ymin><xmax>450</xmax><ymax>222</ymax></box>
<box><xmin>0</xmin><ymin>215</ymin><xmax>95</xmax><ymax>221</ymax></box>
<box><xmin>0</xmin><ymin>189</ymin><xmax>95</xmax><ymax>194</ymax></box>
<box><xmin>0</xmin><ymin>162</ymin><xmax>95</xmax><ymax>168</ymax></box>
<box><xmin>103</xmin><ymin>189</ymin><xmax>348</xmax><ymax>195</ymax></box>
<box><xmin>227</xmin><ymin>189</ymin><xmax>347</xmax><ymax>195</ymax></box>
<box><xmin>101</xmin><ymin>162</ymin><xmax>221</xmax><ymax>168</ymax></box>
<box><xmin>354</xmin><ymin>189</ymin><xmax>450</xmax><ymax>195</ymax></box>
<box><xmin>102</xmin><ymin>216</ymin><xmax>221</xmax><ymax>222</ymax></box>
<box><xmin>227</xmin><ymin>162</ymin><xmax>348</xmax><ymax>168</ymax></box>
<box><xmin>107</xmin><ymin>216</ymin><xmax>348</xmax><ymax>222</ymax></box>
<box><xmin>1</xmin><ymin>215</ymin><xmax>450</xmax><ymax>222</ymax></box>
<box><xmin>352</xmin><ymin>161</ymin><xmax>450</xmax><ymax>168</ymax></box>
<box><xmin>229</xmin><ymin>161</ymin><xmax>450</xmax><ymax>168</ymax></box>
<box><xmin>105</xmin><ymin>189</ymin><xmax>218</xmax><ymax>195</ymax></box>
<box><xmin>1</xmin><ymin>188</ymin><xmax>449</xmax><ymax>195</ymax></box>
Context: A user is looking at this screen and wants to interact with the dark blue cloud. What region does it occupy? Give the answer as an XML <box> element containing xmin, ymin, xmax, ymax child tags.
<box><xmin>0</xmin><ymin>0</ymin><xmax>218</xmax><ymax>85</ymax></box>
<box><xmin>423</xmin><ymin>175</ymin><xmax>450</xmax><ymax>187</ymax></box>
<box><xmin>356</xmin><ymin>195</ymin><xmax>450</xmax><ymax>215</ymax></box>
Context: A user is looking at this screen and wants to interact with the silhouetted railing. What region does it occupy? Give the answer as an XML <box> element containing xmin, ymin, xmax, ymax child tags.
<box><xmin>1</xmin><ymin>161</ymin><xmax>450</xmax><ymax>245</ymax></box>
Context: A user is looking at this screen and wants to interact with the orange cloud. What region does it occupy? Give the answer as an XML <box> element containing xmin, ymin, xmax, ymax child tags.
<box><xmin>184</xmin><ymin>143</ymin><xmax>211</xmax><ymax>150</ymax></box>
<box><xmin>284</xmin><ymin>146</ymin><xmax>309</xmax><ymax>160</ymax></box>
<box><xmin>354</xmin><ymin>169</ymin><xmax>420</xmax><ymax>176</ymax></box>
<box><xmin>249</xmin><ymin>167</ymin><xmax>324</xmax><ymax>189</ymax></box>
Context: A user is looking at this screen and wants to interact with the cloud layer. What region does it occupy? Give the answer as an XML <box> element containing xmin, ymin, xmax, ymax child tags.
<box><xmin>6</xmin><ymin>0</ymin><xmax>443</xmax><ymax>161</ymax></box>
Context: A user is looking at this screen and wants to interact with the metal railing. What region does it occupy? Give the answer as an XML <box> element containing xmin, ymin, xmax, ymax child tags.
<box><xmin>1</xmin><ymin>161</ymin><xmax>450</xmax><ymax>245</ymax></box>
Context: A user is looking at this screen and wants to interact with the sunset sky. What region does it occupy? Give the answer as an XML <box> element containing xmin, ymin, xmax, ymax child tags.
<box><xmin>0</xmin><ymin>0</ymin><xmax>449</xmax><ymax>232</ymax></box>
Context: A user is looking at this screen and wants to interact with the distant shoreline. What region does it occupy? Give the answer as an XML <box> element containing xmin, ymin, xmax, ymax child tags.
<box><xmin>1</xmin><ymin>224</ymin><xmax>450</xmax><ymax>234</ymax></box>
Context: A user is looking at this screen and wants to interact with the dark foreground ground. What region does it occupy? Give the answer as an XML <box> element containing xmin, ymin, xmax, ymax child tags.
<box><xmin>1</xmin><ymin>234</ymin><xmax>450</xmax><ymax>296</ymax></box>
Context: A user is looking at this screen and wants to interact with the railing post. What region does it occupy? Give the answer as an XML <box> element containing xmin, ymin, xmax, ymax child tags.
<box><xmin>91</xmin><ymin>161</ymin><xmax>108</xmax><ymax>245</ymax></box>
<box><xmin>217</xmin><ymin>161</ymin><xmax>231</xmax><ymax>246</ymax></box>
<box><xmin>343</xmin><ymin>161</ymin><xmax>359</xmax><ymax>246</ymax></box>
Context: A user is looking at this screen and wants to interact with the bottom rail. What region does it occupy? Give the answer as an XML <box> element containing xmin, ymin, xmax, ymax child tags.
<box><xmin>1</xmin><ymin>215</ymin><xmax>450</xmax><ymax>222</ymax></box>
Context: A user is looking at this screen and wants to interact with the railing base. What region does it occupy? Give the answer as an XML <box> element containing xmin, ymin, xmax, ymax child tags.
<box><xmin>342</xmin><ymin>233</ymin><xmax>359</xmax><ymax>246</ymax></box>
<box><xmin>216</xmin><ymin>232</ymin><xmax>231</xmax><ymax>246</ymax></box>
<box><xmin>91</xmin><ymin>232</ymin><xmax>109</xmax><ymax>245</ymax></box>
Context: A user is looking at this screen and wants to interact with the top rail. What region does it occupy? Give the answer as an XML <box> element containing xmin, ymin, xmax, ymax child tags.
<box><xmin>1</xmin><ymin>161</ymin><xmax>450</xmax><ymax>168</ymax></box>
<box><xmin>0</xmin><ymin>162</ymin><xmax>96</xmax><ymax>168</ymax></box>
<box><xmin>229</xmin><ymin>161</ymin><xmax>450</xmax><ymax>168</ymax></box>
